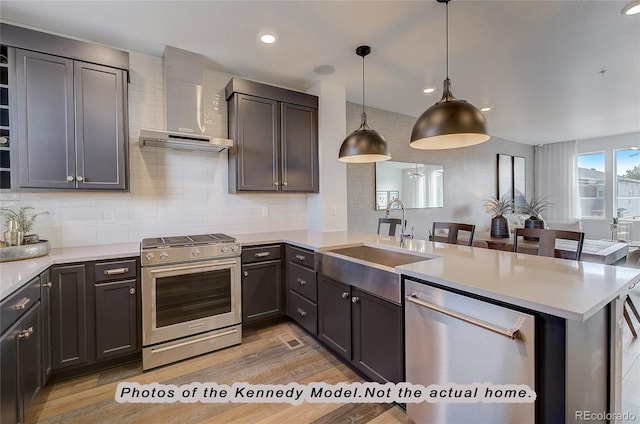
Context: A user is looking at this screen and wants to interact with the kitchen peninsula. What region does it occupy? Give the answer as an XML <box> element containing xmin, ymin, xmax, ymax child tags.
<box><xmin>1</xmin><ymin>230</ymin><xmax>638</xmax><ymax>423</ymax></box>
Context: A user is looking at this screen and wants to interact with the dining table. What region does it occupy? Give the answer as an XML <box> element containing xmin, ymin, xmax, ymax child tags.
<box><xmin>472</xmin><ymin>231</ymin><xmax>629</xmax><ymax>265</ymax></box>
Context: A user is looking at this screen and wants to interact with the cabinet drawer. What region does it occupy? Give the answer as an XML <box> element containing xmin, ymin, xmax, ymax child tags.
<box><xmin>242</xmin><ymin>245</ymin><xmax>282</xmax><ymax>264</ymax></box>
<box><xmin>1</xmin><ymin>276</ymin><xmax>41</xmax><ymax>335</ymax></box>
<box><xmin>287</xmin><ymin>262</ymin><xmax>317</xmax><ymax>302</ymax></box>
<box><xmin>95</xmin><ymin>259</ymin><xmax>137</xmax><ymax>282</ymax></box>
<box><xmin>287</xmin><ymin>290</ymin><xmax>317</xmax><ymax>335</ymax></box>
<box><xmin>286</xmin><ymin>245</ymin><xmax>315</xmax><ymax>270</ymax></box>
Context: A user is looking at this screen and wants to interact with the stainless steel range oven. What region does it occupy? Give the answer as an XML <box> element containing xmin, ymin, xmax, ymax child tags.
<box><xmin>140</xmin><ymin>234</ymin><xmax>242</xmax><ymax>370</ymax></box>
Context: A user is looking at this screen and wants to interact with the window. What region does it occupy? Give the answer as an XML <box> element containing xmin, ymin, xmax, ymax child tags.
<box><xmin>615</xmin><ymin>148</ymin><xmax>640</xmax><ymax>218</ymax></box>
<box><xmin>577</xmin><ymin>152</ymin><xmax>605</xmax><ymax>218</ymax></box>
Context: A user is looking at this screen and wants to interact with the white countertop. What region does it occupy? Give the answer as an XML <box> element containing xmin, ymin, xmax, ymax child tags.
<box><xmin>2</xmin><ymin>231</ymin><xmax>638</xmax><ymax>322</ymax></box>
<box><xmin>0</xmin><ymin>242</ymin><xmax>139</xmax><ymax>300</ymax></box>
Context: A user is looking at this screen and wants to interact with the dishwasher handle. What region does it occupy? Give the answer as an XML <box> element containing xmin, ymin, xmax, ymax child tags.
<box><xmin>406</xmin><ymin>294</ymin><xmax>524</xmax><ymax>340</ymax></box>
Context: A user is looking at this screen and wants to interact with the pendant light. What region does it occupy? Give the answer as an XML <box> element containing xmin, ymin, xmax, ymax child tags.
<box><xmin>338</xmin><ymin>45</ymin><xmax>391</xmax><ymax>163</ymax></box>
<box><xmin>410</xmin><ymin>0</ymin><xmax>489</xmax><ymax>150</ymax></box>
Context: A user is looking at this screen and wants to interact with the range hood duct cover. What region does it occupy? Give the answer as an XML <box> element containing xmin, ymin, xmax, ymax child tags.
<box><xmin>139</xmin><ymin>45</ymin><xmax>233</xmax><ymax>152</ymax></box>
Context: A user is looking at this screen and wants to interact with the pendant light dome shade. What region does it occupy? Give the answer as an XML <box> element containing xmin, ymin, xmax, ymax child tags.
<box><xmin>410</xmin><ymin>79</ymin><xmax>489</xmax><ymax>149</ymax></box>
<box><xmin>410</xmin><ymin>0</ymin><xmax>489</xmax><ymax>150</ymax></box>
<box><xmin>338</xmin><ymin>122</ymin><xmax>390</xmax><ymax>163</ymax></box>
<box><xmin>338</xmin><ymin>45</ymin><xmax>391</xmax><ymax>163</ymax></box>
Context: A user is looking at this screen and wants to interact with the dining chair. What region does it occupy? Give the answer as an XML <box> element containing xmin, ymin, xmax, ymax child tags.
<box><xmin>622</xmin><ymin>249</ymin><xmax>640</xmax><ymax>338</ymax></box>
<box><xmin>377</xmin><ymin>218</ymin><xmax>404</xmax><ymax>236</ymax></box>
<box><xmin>513</xmin><ymin>228</ymin><xmax>585</xmax><ymax>261</ymax></box>
<box><xmin>431</xmin><ymin>222</ymin><xmax>475</xmax><ymax>246</ymax></box>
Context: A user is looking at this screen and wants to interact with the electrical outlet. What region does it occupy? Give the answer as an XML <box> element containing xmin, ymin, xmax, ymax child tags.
<box><xmin>103</xmin><ymin>210</ymin><xmax>115</xmax><ymax>223</ymax></box>
<box><xmin>330</xmin><ymin>205</ymin><xmax>337</xmax><ymax>216</ymax></box>
<box><xmin>261</xmin><ymin>207</ymin><xmax>269</xmax><ymax>217</ymax></box>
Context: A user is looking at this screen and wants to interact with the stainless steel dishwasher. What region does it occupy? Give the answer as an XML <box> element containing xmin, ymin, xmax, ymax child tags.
<box><xmin>405</xmin><ymin>279</ymin><xmax>536</xmax><ymax>423</ymax></box>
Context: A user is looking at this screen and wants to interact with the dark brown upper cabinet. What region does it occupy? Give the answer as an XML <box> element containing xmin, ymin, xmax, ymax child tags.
<box><xmin>15</xmin><ymin>50</ymin><xmax>128</xmax><ymax>190</ymax></box>
<box><xmin>1</xmin><ymin>23</ymin><xmax>129</xmax><ymax>192</ymax></box>
<box><xmin>226</xmin><ymin>78</ymin><xmax>319</xmax><ymax>193</ymax></box>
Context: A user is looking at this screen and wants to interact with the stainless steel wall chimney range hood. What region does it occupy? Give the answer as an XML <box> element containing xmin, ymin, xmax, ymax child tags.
<box><xmin>139</xmin><ymin>46</ymin><xmax>233</xmax><ymax>152</ymax></box>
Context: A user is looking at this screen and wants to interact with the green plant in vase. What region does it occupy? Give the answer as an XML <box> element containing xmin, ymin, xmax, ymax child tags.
<box><xmin>1</xmin><ymin>206</ymin><xmax>49</xmax><ymax>245</ymax></box>
<box><xmin>518</xmin><ymin>195</ymin><xmax>554</xmax><ymax>240</ymax></box>
<box><xmin>485</xmin><ymin>196</ymin><xmax>513</xmax><ymax>238</ymax></box>
<box><xmin>519</xmin><ymin>195</ymin><xmax>553</xmax><ymax>228</ymax></box>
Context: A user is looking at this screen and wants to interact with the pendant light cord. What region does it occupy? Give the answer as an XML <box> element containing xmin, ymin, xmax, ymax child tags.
<box><xmin>361</xmin><ymin>52</ymin><xmax>367</xmax><ymax>125</ymax></box>
<box><xmin>445</xmin><ymin>0</ymin><xmax>449</xmax><ymax>80</ymax></box>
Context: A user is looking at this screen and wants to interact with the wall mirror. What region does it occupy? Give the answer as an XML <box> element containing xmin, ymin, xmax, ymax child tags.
<box><xmin>375</xmin><ymin>161</ymin><xmax>444</xmax><ymax>210</ymax></box>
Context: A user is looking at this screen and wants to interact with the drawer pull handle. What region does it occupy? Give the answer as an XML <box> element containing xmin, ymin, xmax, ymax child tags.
<box><xmin>295</xmin><ymin>254</ymin><xmax>306</xmax><ymax>261</ymax></box>
<box><xmin>130</xmin><ymin>288</ymin><xmax>136</xmax><ymax>295</ymax></box>
<box><xmin>296</xmin><ymin>278</ymin><xmax>306</xmax><ymax>286</ymax></box>
<box><xmin>351</xmin><ymin>296</ymin><xmax>360</xmax><ymax>304</ymax></box>
<box><xmin>255</xmin><ymin>252</ymin><xmax>271</xmax><ymax>258</ymax></box>
<box><xmin>243</xmin><ymin>271</ymin><xmax>249</xmax><ymax>277</ymax></box>
<box><xmin>104</xmin><ymin>267</ymin><xmax>129</xmax><ymax>276</ymax></box>
<box><xmin>297</xmin><ymin>308</ymin><xmax>307</xmax><ymax>317</ymax></box>
<box><xmin>14</xmin><ymin>297</ymin><xmax>30</xmax><ymax>310</ymax></box>
<box><xmin>43</xmin><ymin>281</ymin><xmax>52</xmax><ymax>288</ymax></box>
<box><xmin>18</xmin><ymin>327</ymin><xmax>34</xmax><ymax>340</ymax></box>
<box><xmin>341</xmin><ymin>292</ymin><xmax>349</xmax><ymax>299</ymax></box>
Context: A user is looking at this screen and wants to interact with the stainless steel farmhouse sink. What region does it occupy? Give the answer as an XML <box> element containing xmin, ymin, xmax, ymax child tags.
<box><xmin>316</xmin><ymin>245</ymin><xmax>432</xmax><ymax>304</ymax></box>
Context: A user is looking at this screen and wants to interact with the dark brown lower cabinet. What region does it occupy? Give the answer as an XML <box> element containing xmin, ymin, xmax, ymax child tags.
<box><xmin>51</xmin><ymin>264</ymin><xmax>88</xmax><ymax>370</ymax></box>
<box><xmin>50</xmin><ymin>259</ymin><xmax>140</xmax><ymax>377</ymax></box>
<box><xmin>95</xmin><ymin>279</ymin><xmax>137</xmax><ymax>360</ymax></box>
<box><xmin>351</xmin><ymin>288</ymin><xmax>403</xmax><ymax>384</ymax></box>
<box><xmin>318</xmin><ymin>276</ymin><xmax>351</xmax><ymax>360</ymax></box>
<box><xmin>0</xmin><ymin>301</ymin><xmax>42</xmax><ymax>424</ymax></box>
<box><xmin>242</xmin><ymin>260</ymin><xmax>283</xmax><ymax>323</ymax></box>
<box><xmin>317</xmin><ymin>275</ymin><xmax>404</xmax><ymax>384</ymax></box>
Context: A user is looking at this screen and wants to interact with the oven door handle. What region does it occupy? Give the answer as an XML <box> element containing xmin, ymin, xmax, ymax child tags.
<box><xmin>149</xmin><ymin>260</ymin><xmax>239</xmax><ymax>275</ymax></box>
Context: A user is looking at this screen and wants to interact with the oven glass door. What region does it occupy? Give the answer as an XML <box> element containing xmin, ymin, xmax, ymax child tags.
<box><xmin>143</xmin><ymin>258</ymin><xmax>241</xmax><ymax>345</ymax></box>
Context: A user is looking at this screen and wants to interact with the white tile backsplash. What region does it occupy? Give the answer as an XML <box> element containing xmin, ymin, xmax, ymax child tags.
<box><xmin>1</xmin><ymin>51</ymin><xmax>308</xmax><ymax>248</ymax></box>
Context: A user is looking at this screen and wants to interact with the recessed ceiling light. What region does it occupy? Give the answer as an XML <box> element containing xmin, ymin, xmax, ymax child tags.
<box><xmin>622</xmin><ymin>1</ymin><xmax>640</xmax><ymax>15</ymax></box>
<box><xmin>423</xmin><ymin>87</ymin><xmax>436</xmax><ymax>94</ymax></box>
<box><xmin>480</xmin><ymin>107</ymin><xmax>492</xmax><ymax>112</ymax></box>
<box><xmin>314</xmin><ymin>65</ymin><xmax>335</xmax><ymax>75</ymax></box>
<box><xmin>260</xmin><ymin>33</ymin><xmax>277</xmax><ymax>44</ymax></box>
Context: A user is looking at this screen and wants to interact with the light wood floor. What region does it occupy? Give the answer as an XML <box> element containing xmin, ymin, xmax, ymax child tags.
<box><xmin>26</xmin><ymin>321</ymin><xmax>413</xmax><ymax>424</ymax></box>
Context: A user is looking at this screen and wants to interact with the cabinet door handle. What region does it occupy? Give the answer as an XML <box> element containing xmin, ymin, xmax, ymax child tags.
<box><xmin>67</xmin><ymin>175</ymin><xmax>75</xmax><ymax>182</ymax></box>
<box><xmin>76</xmin><ymin>176</ymin><xmax>84</xmax><ymax>182</ymax></box>
<box><xmin>297</xmin><ymin>308</ymin><xmax>307</xmax><ymax>317</ymax></box>
<box><xmin>104</xmin><ymin>267</ymin><xmax>129</xmax><ymax>275</ymax></box>
<box><xmin>296</xmin><ymin>278</ymin><xmax>306</xmax><ymax>286</ymax></box>
<box><xmin>43</xmin><ymin>281</ymin><xmax>52</xmax><ymax>288</ymax></box>
<box><xmin>351</xmin><ymin>296</ymin><xmax>360</xmax><ymax>304</ymax></box>
<box><xmin>255</xmin><ymin>252</ymin><xmax>271</xmax><ymax>258</ymax></box>
<box><xmin>243</xmin><ymin>271</ymin><xmax>249</xmax><ymax>277</ymax></box>
<box><xmin>129</xmin><ymin>288</ymin><xmax>136</xmax><ymax>295</ymax></box>
<box><xmin>14</xmin><ymin>297</ymin><xmax>30</xmax><ymax>310</ymax></box>
<box><xmin>341</xmin><ymin>292</ymin><xmax>349</xmax><ymax>299</ymax></box>
<box><xmin>18</xmin><ymin>327</ymin><xmax>34</xmax><ymax>339</ymax></box>
<box><xmin>295</xmin><ymin>254</ymin><xmax>306</xmax><ymax>261</ymax></box>
<box><xmin>283</xmin><ymin>181</ymin><xmax>288</xmax><ymax>186</ymax></box>
<box><xmin>274</xmin><ymin>181</ymin><xmax>279</xmax><ymax>186</ymax></box>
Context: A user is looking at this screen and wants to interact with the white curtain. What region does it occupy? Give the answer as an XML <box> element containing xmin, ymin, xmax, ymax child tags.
<box><xmin>535</xmin><ymin>140</ymin><xmax>580</xmax><ymax>222</ymax></box>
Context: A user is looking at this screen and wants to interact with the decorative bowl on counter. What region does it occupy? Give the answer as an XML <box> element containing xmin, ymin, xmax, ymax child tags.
<box><xmin>0</xmin><ymin>240</ymin><xmax>51</xmax><ymax>262</ymax></box>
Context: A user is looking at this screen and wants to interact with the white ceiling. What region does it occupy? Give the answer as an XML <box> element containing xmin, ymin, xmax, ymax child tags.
<box><xmin>1</xmin><ymin>1</ymin><xmax>639</xmax><ymax>145</ymax></box>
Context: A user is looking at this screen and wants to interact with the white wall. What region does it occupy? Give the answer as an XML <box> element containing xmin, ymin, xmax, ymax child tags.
<box><xmin>577</xmin><ymin>132</ymin><xmax>640</xmax><ymax>240</ymax></box>
<box><xmin>0</xmin><ymin>51</ymin><xmax>310</xmax><ymax>248</ymax></box>
<box><xmin>306</xmin><ymin>80</ymin><xmax>348</xmax><ymax>232</ymax></box>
